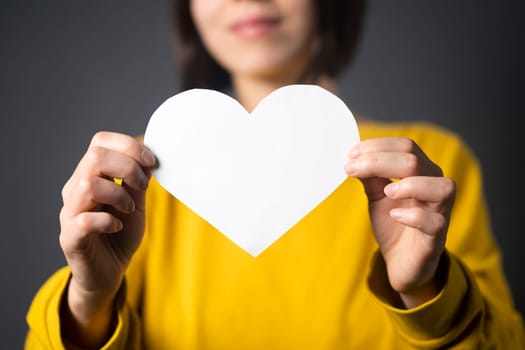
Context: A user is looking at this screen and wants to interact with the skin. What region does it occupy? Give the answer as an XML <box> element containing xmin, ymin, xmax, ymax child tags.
<box><xmin>345</xmin><ymin>137</ymin><xmax>454</xmax><ymax>307</ymax></box>
<box><xmin>59</xmin><ymin>132</ymin><xmax>155</xmax><ymax>347</ymax></box>
<box><xmin>59</xmin><ymin>0</ymin><xmax>456</xmax><ymax>347</ymax></box>
<box><xmin>190</xmin><ymin>0</ymin><xmax>319</xmax><ymax>111</ymax></box>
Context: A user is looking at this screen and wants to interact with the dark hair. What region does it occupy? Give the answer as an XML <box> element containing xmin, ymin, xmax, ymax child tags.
<box><xmin>172</xmin><ymin>0</ymin><xmax>366</xmax><ymax>91</ymax></box>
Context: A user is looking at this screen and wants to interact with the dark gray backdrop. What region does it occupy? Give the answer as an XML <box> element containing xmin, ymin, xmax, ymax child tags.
<box><xmin>2</xmin><ymin>1</ymin><xmax>523</xmax><ymax>348</ymax></box>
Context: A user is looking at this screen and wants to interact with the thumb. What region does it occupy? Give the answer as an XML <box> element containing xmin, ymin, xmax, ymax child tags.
<box><xmin>357</xmin><ymin>177</ymin><xmax>391</xmax><ymax>202</ymax></box>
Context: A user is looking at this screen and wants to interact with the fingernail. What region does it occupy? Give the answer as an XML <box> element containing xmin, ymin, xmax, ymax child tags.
<box><xmin>115</xmin><ymin>220</ymin><xmax>123</xmax><ymax>232</ymax></box>
<box><xmin>384</xmin><ymin>183</ymin><xmax>398</xmax><ymax>197</ymax></box>
<box><xmin>128</xmin><ymin>199</ymin><xmax>135</xmax><ymax>213</ymax></box>
<box><xmin>390</xmin><ymin>208</ymin><xmax>403</xmax><ymax>219</ymax></box>
<box><xmin>141</xmin><ymin>176</ymin><xmax>150</xmax><ymax>190</ymax></box>
<box><xmin>344</xmin><ymin>160</ymin><xmax>358</xmax><ymax>175</ymax></box>
<box><xmin>142</xmin><ymin>147</ymin><xmax>156</xmax><ymax>166</ymax></box>
<box><xmin>349</xmin><ymin>148</ymin><xmax>361</xmax><ymax>159</ymax></box>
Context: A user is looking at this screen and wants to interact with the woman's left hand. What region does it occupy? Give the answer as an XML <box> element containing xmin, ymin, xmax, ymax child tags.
<box><xmin>345</xmin><ymin>137</ymin><xmax>456</xmax><ymax>308</ymax></box>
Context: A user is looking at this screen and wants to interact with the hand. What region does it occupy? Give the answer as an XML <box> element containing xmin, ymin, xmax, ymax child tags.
<box><xmin>59</xmin><ymin>131</ymin><xmax>156</xmax><ymax>346</ymax></box>
<box><xmin>345</xmin><ymin>137</ymin><xmax>455</xmax><ymax>308</ymax></box>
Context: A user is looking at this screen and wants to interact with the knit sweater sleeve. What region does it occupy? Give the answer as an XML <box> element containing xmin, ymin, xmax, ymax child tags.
<box><xmin>367</xmin><ymin>125</ymin><xmax>525</xmax><ymax>349</ymax></box>
<box><xmin>24</xmin><ymin>266</ymin><xmax>142</xmax><ymax>350</ymax></box>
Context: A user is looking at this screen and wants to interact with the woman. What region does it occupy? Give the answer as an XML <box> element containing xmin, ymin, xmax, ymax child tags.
<box><xmin>25</xmin><ymin>0</ymin><xmax>525</xmax><ymax>348</ymax></box>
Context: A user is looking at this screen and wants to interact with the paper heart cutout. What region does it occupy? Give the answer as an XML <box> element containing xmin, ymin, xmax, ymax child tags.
<box><xmin>144</xmin><ymin>84</ymin><xmax>359</xmax><ymax>257</ymax></box>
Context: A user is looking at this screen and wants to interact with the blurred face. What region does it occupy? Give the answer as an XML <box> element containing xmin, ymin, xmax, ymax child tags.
<box><xmin>190</xmin><ymin>0</ymin><xmax>318</xmax><ymax>80</ymax></box>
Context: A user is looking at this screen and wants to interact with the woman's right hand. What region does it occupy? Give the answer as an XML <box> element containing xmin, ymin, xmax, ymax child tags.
<box><xmin>58</xmin><ymin>131</ymin><xmax>156</xmax><ymax>347</ymax></box>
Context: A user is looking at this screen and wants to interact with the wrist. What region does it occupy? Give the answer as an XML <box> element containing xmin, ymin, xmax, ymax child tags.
<box><xmin>396</xmin><ymin>253</ymin><xmax>448</xmax><ymax>309</ymax></box>
<box><xmin>61</xmin><ymin>277</ymin><xmax>122</xmax><ymax>348</ymax></box>
<box><xmin>398</xmin><ymin>278</ymin><xmax>440</xmax><ymax>309</ymax></box>
<box><xmin>67</xmin><ymin>280</ymin><xmax>117</xmax><ymax>320</ymax></box>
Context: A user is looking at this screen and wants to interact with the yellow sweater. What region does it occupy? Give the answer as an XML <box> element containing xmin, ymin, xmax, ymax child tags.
<box><xmin>25</xmin><ymin>121</ymin><xmax>525</xmax><ymax>349</ymax></box>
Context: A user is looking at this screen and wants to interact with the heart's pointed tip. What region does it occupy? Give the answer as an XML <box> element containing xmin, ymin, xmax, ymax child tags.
<box><xmin>243</xmin><ymin>242</ymin><xmax>274</xmax><ymax>258</ymax></box>
<box><xmin>144</xmin><ymin>85</ymin><xmax>359</xmax><ymax>256</ymax></box>
<box><xmin>244</xmin><ymin>248</ymin><xmax>263</xmax><ymax>258</ymax></box>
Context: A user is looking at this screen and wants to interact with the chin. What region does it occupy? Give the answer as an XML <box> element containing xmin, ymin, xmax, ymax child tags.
<box><xmin>223</xmin><ymin>51</ymin><xmax>307</xmax><ymax>81</ymax></box>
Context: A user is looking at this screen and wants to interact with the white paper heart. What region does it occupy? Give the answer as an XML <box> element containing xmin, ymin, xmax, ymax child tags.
<box><xmin>143</xmin><ymin>84</ymin><xmax>359</xmax><ymax>257</ymax></box>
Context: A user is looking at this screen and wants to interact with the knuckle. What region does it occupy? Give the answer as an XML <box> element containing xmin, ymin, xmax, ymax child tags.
<box><xmin>59</xmin><ymin>207</ymin><xmax>67</xmax><ymax>223</ymax></box>
<box><xmin>58</xmin><ymin>231</ymin><xmax>70</xmax><ymax>252</ymax></box>
<box><xmin>362</xmin><ymin>154</ymin><xmax>378</xmax><ymax>169</ymax></box>
<box><xmin>91</xmin><ymin>131</ymin><xmax>109</xmax><ymax>146</ymax></box>
<box><xmin>61</xmin><ymin>181</ymin><xmax>71</xmax><ymax>202</ymax></box>
<box><xmin>77</xmin><ymin>177</ymin><xmax>95</xmax><ymax>196</ymax></box>
<box><xmin>431</xmin><ymin>213</ymin><xmax>447</xmax><ymax>231</ymax></box>
<box><xmin>74</xmin><ymin>213</ymin><xmax>93</xmax><ymax>234</ymax></box>
<box><xmin>59</xmin><ymin>217</ymin><xmax>90</xmax><ymax>252</ymax></box>
<box><xmin>412</xmin><ymin>207</ymin><xmax>426</xmax><ymax>229</ymax></box>
<box><xmin>76</xmin><ymin>179</ymin><xmax>98</xmax><ymax>206</ymax></box>
<box><xmin>85</xmin><ymin>146</ymin><xmax>104</xmax><ymax>165</ymax></box>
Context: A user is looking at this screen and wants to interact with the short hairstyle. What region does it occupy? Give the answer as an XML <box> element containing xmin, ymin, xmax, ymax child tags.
<box><xmin>172</xmin><ymin>0</ymin><xmax>366</xmax><ymax>91</ymax></box>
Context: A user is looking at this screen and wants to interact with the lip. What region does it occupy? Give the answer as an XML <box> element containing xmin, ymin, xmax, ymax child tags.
<box><xmin>231</xmin><ymin>15</ymin><xmax>281</xmax><ymax>39</ymax></box>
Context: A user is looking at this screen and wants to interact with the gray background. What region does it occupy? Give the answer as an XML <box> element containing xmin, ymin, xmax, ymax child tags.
<box><xmin>2</xmin><ymin>0</ymin><xmax>523</xmax><ymax>348</ymax></box>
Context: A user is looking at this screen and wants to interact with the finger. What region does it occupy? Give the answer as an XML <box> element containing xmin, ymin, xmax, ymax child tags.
<box><xmin>123</xmin><ymin>185</ymin><xmax>147</xmax><ymax>212</ymax></box>
<box><xmin>348</xmin><ymin>138</ymin><xmax>442</xmax><ymax>177</ymax></box>
<box><xmin>62</xmin><ymin>133</ymin><xmax>155</xmax><ymax>201</ymax></box>
<box><xmin>62</xmin><ymin>176</ymin><xmax>136</xmax><ymax>219</ymax></box>
<box><xmin>349</xmin><ymin>138</ymin><xmax>422</xmax><ymax>158</ymax></box>
<box><xmin>78</xmin><ymin>146</ymin><xmax>150</xmax><ymax>191</ymax></box>
<box><xmin>90</xmin><ymin>131</ymin><xmax>156</xmax><ymax>168</ymax></box>
<box><xmin>358</xmin><ymin>177</ymin><xmax>391</xmax><ymax>202</ymax></box>
<box><xmin>345</xmin><ymin>151</ymin><xmax>441</xmax><ymax>179</ymax></box>
<box><xmin>389</xmin><ymin>207</ymin><xmax>448</xmax><ymax>237</ymax></box>
<box><xmin>60</xmin><ymin>212</ymin><xmax>122</xmax><ymax>252</ymax></box>
<box><xmin>384</xmin><ymin>177</ymin><xmax>456</xmax><ymax>203</ymax></box>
